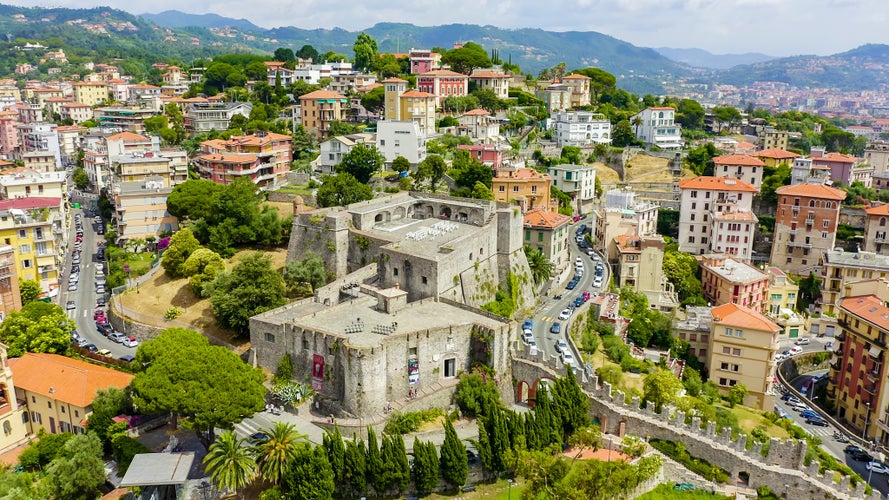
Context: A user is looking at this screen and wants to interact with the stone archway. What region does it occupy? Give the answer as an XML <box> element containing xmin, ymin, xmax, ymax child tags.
<box><xmin>440</xmin><ymin>207</ymin><xmax>452</xmax><ymax>219</ymax></box>
<box><xmin>516</xmin><ymin>380</ymin><xmax>530</xmax><ymax>404</ymax></box>
<box><xmin>394</xmin><ymin>206</ymin><xmax>406</xmax><ymax>220</ymax></box>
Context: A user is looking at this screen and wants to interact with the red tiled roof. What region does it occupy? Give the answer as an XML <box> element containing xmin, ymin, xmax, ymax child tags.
<box><xmin>523</xmin><ymin>208</ymin><xmax>569</xmax><ymax>229</ymax></box>
<box><xmin>462</xmin><ymin>109</ymin><xmax>490</xmax><ymax>116</ymax></box>
<box><xmin>711</xmin><ymin>303</ymin><xmax>780</xmax><ymax>332</ymax></box>
<box><xmin>775</xmin><ymin>183</ymin><xmax>846</xmax><ymax>200</ymax></box>
<box><xmin>614</xmin><ymin>233</ymin><xmax>641</xmax><ymax>253</ymax></box>
<box><xmin>419</xmin><ymin>69</ymin><xmax>467</xmax><ymax>77</ymax></box>
<box><xmin>400</xmin><ymin>90</ymin><xmax>435</xmax><ymax>98</ymax></box>
<box><xmin>380</xmin><ymin>77</ymin><xmax>407</xmax><ymax>83</ymax></box>
<box><xmin>0</xmin><ymin>197</ymin><xmax>61</xmax><ymax>210</ymax></box>
<box><xmin>678</xmin><ymin>176</ymin><xmax>758</xmax><ymax>193</ymax></box>
<box><xmin>713</xmin><ymin>211</ymin><xmax>757</xmax><ymax>221</ymax></box>
<box><xmin>299</xmin><ymin>90</ymin><xmax>348</xmax><ymax>100</ymax></box>
<box><xmin>840</xmin><ymin>295</ymin><xmax>889</xmax><ymax>333</ymax></box>
<box><xmin>814</xmin><ymin>151</ymin><xmax>855</xmax><ymax>163</ymax></box>
<box><xmin>106</xmin><ymin>131</ymin><xmax>150</xmax><ymax>142</ymax></box>
<box><xmin>751</xmin><ymin>148</ymin><xmax>800</xmax><ymax>160</ymax></box>
<box><xmin>470</xmin><ymin>72</ymin><xmax>510</xmax><ymax>79</ymax></box>
<box><xmin>563</xmin><ymin>74</ymin><xmax>591</xmax><ymax>80</ymax></box>
<box><xmin>8</xmin><ymin>353</ymin><xmax>133</xmax><ymax>408</ymax></box>
<box><xmin>865</xmin><ymin>204</ymin><xmax>889</xmax><ymax>216</ymax></box>
<box><xmin>712</xmin><ymin>154</ymin><xmax>765</xmax><ymax>167</ymax></box>
<box><xmin>649</xmin><ymin>106</ymin><xmax>675</xmax><ymax>111</ymax></box>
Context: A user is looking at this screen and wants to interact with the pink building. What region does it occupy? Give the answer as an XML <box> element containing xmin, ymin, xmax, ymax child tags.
<box><xmin>700</xmin><ymin>254</ymin><xmax>769</xmax><ymax>314</ymax></box>
<box><xmin>408</xmin><ymin>49</ymin><xmax>441</xmax><ymax>75</ymax></box>
<box><xmin>416</xmin><ymin>70</ymin><xmax>469</xmax><ymax>106</ymax></box>
<box><xmin>194</xmin><ymin>132</ymin><xmax>292</xmax><ymax>191</ymax></box>
<box><xmin>457</xmin><ymin>144</ymin><xmax>504</xmax><ymax>168</ymax></box>
<box><xmin>810</xmin><ymin>147</ymin><xmax>859</xmax><ymax>185</ymax></box>
<box><xmin>0</xmin><ymin>110</ymin><xmax>19</xmax><ymax>158</ymax></box>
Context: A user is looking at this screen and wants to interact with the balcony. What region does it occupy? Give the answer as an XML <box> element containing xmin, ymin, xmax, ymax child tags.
<box><xmin>787</xmin><ymin>229</ymin><xmax>798</xmax><ymax>236</ymax></box>
<box><xmin>805</xmin><ymin>217</ymin><xmax>815</xmax><ymax>226</ymax></box>
<box><xmin>865</xmin><ymin>384</ymin><xmax>879</xmax><ymax>395</ymax></box>
<box><xmin>830</xmin><ymin>355</ymin><xmax>841</xmax><ymax>370</ymax></box>
<box><xmin>786</xmin><ymin>240</ymin><xmax>813</xmax><ymax>249</ymax></box>
<box><xmin>836</xmin><ymin>331</ymin><xmax>846</xmax><ymax>341</ymax></box>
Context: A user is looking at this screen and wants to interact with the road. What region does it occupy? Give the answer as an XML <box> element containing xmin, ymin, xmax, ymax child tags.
<box><xmin>60</xmin><ymin>208</ymin><xmax>133</xmax><ymax>359</ymax></box>
<box><xmin>776</xmin><ymin>335</ymin><xmax>889</xmax><ymax>495</ymax></box>
<box><xmin>527</xmin><ymin>217</ymin><xmax>608</xmax><ymax>372</ymax></box>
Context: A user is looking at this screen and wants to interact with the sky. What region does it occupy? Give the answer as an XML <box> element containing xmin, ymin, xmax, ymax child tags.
<box><xmin>9</xmin><ymin>0</ymin><xmax>889</xmax><ymax>56</ymax></box>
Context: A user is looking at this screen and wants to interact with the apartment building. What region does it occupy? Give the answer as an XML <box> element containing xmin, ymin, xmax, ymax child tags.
<box><xmin>811</xmin><ymin>147</ymin><xmax>870</xmax><ymax>186</ymax></box>
<box><xmin>0</xmin><ymin>169</ymin><xmax>66</xmax><ymax>200</ymax></box>
<box><xmin>0</xmin><ymin>345</ymin><xmax>30</xmax><ymax>450</ymax></box>
<box><xmin>790</xmin><ymin>157</ymin><xmax>831</xmax><ymax>185</ymax></box>
<box><xmin>523</xmin><ymin>209</ymin><xmax>571</xmax><ymax>272</ymax></box>
<box><xmin>194</xmin><ymin>132</ymin><xmax>292</xmax><ymax>191</ymax></box>
<box><xmin>562</xmin><ymin>74</ymin><xmax>592</xmax><ymax>108</ymax></box>
<box><xmin>675</xmin><ymin>306</ymin><xmax>712</xmax><ymax>365</ymax></box>
<box><xmin>863</xmin><ymin>203</ymin><xmax>889</xmax><ymax>255</ymax></box>
<box><xmin>416</xmin><ymin>69</ymin><xmax>469</xmax><ymax>106</ymax></box>
<box><xmin>677</xmin><ymin>176</ymin><xmax>758</xmax><ymax>258</ymax></box>
<box><xmin>376</xmin><ymin>120</ymin><xmax>427</xmax><ymax>166</ymax></box>
<box><xmin>865</xmin><ymin>147</ymin><xmax>889</xmax><ymax>176</ymax></box>
<box><xmin>452</xmin><ymin>109</ymin><xmax>500</xmax><ymax>142</ymax></box>
<box><xmin>94</xmin><ymin>107</ymin><xmax>157</xmax><ymax>133</ymax></box>
<box><xmin>381</xmin><ymin>79</ymin><xmax>437</xmax><ymax>136</ymax></box>
<box><xmin>0</xmin><ymin>110</ymin><xmax>19</xmax><ymax>158</ymax></box>
<box><xmin>16</xmin><ymin>122</ymin><xmax>61</xmax><ymax>170</ymax></box>
<box><xmin>55</xmin><ymin>125</ymin><xmax>85</xmax><ymax>162</ymax></box>
<box><xmin>0</xmin><ymin>246</ymin><xmax>21</xmax><ymax>320</ymax></box>
<box><xmin>770</xmin><ymin>183</ymin><xmax>845</xmax><ymax>275</ymax></box>
<box><xmin>408</xmin><ymin>49</ymin><xmax>441</xmax><ymax>74</ymax></box>
<box><xmin>457</xmin><ymin>144</ymin><xmax>504</xmax><ymax>169</ymax></box>
<box><xmin>551</xmin><ymin>111</ymin><xmax>612</xmax><ymax>147</ymax></box>
<box><xmin>708</xmin><ymin>302</ymin><xmax>780</xmax><ymax>410</ymax></box>
<box><xmin>750</xmin><ymin>148</ymin><xmax>800</xmax><ymax>169</ymax></box>
<box><xmin>818</xmin><ymin>250</ymin><xmax>889</xmax><ymax>315</ymax></box>
<box><xmin>700</xmin><ymin>254</ymin><xmax>769</xmax><ymax>314</ymax></box>
<box><xmin>315</xmin><ymin>133</ymin><xmax>374</xmax><ymax>175</ymax></box>
<box><xmin>0</xmin><ymin>197</ymin><xmax>64</xmax><ymax>296</ymax></box>
<box><xmin>613</xmin><ymin>234</ymin><xmax>678</xmax><ymax>313</ymax></box>
<box><xmin>9</xmin><ymin>353</ymin><xmax>132</xmax><ymax>436</ymax></box>
<box><xmin>760</xmin><ymin>129</ymin><xmax>789</xmax><ymax>151</ymax></box>
<box><xmin>629</xmin><ymin>107</ymin><xmax>683</xmax><ymax>150</ymax></box>
<box><xmin>184</xmin><ymin>102</ymin><xmax>253</xmax><ymax>133</ymax></box>
<box><xmin>299</xmin><ymin>90</ymin><xmax>350</xmax><ymax>138</ymax></box>
<box><xmin>492</xmin><ymin>166</ymin><xmax>555</xmax><ymax>213</ymax></box>
<box><xmin>546</xmin><ymin>163</ymin><xmax>597</xmax><ymax>214</ymax></box>
<box><xmin>594</xmin><ymin>188</ymin><xmax>659</xmax><ymax>256</ymax></box>
<box><xmin>468</xmin><ymin>71</ymin><xmax>511</xmax><ymax>100</ymax></box>
<box><xmin>72</xmin><ymin>82</ymin><xmax>109</xmax><ymax>107</ymax></box>
<box><xmin>112</xmin><ymin>179</ymin><xmax>177</xmax><ymax>244</ymax></box>
<box><xmin>828</xmin><ymin>295</ymin><xmax>889</xmax><ymax>444</ymax></box>
<box><xmin>712</xmin><ymin>154</ymin><xmax>766</xmax><ymax>190</ymax></box>
<box><xmin>765</xmin><ymin>267</ymin><xmax>804</xmax><ymax>337</ymax></box>
<box><xmin>59</xmin><ymin>103</ymin><xmax>93</xmax><ymax>124</ymax></box>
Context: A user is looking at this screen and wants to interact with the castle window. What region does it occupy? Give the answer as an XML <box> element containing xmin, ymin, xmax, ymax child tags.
<box><xmin>265</xmin><ymin>333</ymin><xmax>275</xmax><ymax>343</ymax></box>
<box><xmin>443</xmin><ymin>358</ymin><xmax>457</xmax><ymax>378</ymax></box>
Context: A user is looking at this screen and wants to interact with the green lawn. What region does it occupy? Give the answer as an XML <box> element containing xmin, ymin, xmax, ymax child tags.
<box><xmin>276</xmin><ymin>184</ymin><xmax>314</xmax><ymax>195</ymax></box>
<box><xmin>728</xmin><ymin>405</ymin><xmax>789</xmax><ymax>439</ymax></box>
<box><xmin>636</xmin><ymin>483</ymin><xmax>732</xmax><ymax>499</ymax></box>
<box><xmin>420</xmin><ymin>479</ymin><xmax>526</xmax><ymax>500</ymax></box>
<box><xmin>122</xmin><ymin>251</ymin><xmax>156</xmax><ymax>276</ymax></box>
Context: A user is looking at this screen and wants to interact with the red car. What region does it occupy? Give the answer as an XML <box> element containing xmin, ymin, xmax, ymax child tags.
<box><xmin>93</xmin><ymin>309</ymin><xmax>105</xmax><ymax>320</ymax></box>
<box><xmin>95</xmin><ymin>316</ymin><xmax>108</xmax><ymax>326</ymax></box>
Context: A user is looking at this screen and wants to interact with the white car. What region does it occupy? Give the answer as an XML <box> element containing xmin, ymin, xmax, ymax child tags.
<box><xmin>558</xmin><ymin>309</ymin><xmax>572</xmax><ymax>320</ymax></box>
<box><xmin>123</xmin><ymin>337</ymin><xmax>139</xmax><ymax>348</ymax></box>
<box><xmin>592</xmin><ymin>255</ymin><xmax>601</xmax><ymax>262</ymax></box>
<box><xmin>522</xmin><ymin>331</ymin><xmax>534</xmax><ymax>344</ymax></box>
<box><xmin>108</xmin><ymin>332</ymin><xmax>127</xmax><ymax>343</ymax></box>
<box><xmin>575</xmin><ymin>257</ymin><xmax>583</xmax><ymax>267</ymax></box>
<box><xmin>554</xmin><ymin>340</ymin><xmax>568</xmax><ymax>353</ymax></box>
<box><xmin>794</xmin><ymin>337</ymin><xmax>810</xmax><ymax>345</ymax></box>
<box><xmin>562</xmin><ymin>352</ymin><xmax>575</xmax><ymax>367</ymax></box>
<box><xmin>789</xmin><ymin>346</ymin><xmax>804</xmax><ymax>355</ymax></box>
<box><xmin>593</xmin><ymin>278</ymin><xmax>603</xmax><ymax>288</ymax></box>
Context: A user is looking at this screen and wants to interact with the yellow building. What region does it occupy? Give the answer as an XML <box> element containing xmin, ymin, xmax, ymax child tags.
<box><xmin>750</xmin><ymin>148</ymin><xmax>800</xmax><ymax>169</ymax></box>
<box><xmin>0</xmin><ymin>197</ymin><xmax>65</xmax><ymax>296</ymax></box>
<box><xmin>765</xmin><ymin>266</ymin><xmax>804</xmax><ymax>337</ymax></box>
<box><xmin>9</xmin><ymin>353</ymin><xmax>133</xmax><ymax>435</ymax></box>
<box><xmin>0</xmin><ymin>344</ymin><xmax>31</xmax><ymax>454</ymax></box>
<box><xmin>0</xmin><ymin>168</ymin><xmax>67</xmax><ymax>200</ymax></box>
<box><xmin>708</xmin><ymin>302</ymin><xmax>780</xmax><ymax>410</ymax></box>
<box><xmin>381</xmin><ymin>78</ymin><xmax>437</xmax><ymax>136</ymax></box>
<box><xmin>110</xmin><ymin>155</ymin><xmax>177</xmax><ymax>244</ymax></box>
<box><xmin>492</xmin><ymin>166</ymin><xmax>554</xmax><ymax>213</ymax></box>
<box><xmin>0</xmin><ymin>246</ymin><xmax>21</xmax><ymax>321</ymax></box>
<box><xmin>72</xmin><ymin>82</ymin><xmax>109</xmax><ymax>107</ymax></box>
<box><xmin>298</xmin><ymin>90</ymin><xmax>350</xmax><ymax>138</ymax></box>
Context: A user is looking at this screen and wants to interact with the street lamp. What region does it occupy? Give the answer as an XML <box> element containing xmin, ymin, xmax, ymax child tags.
<box><xmin>863</xmin><ymin>401</ymin><xmax>871</xmax><ymax>440</ymax></box>
<box><xmin>507</xmin><ymin>478</ymin><xmax>514</xmax><ymax>500</ymax></box>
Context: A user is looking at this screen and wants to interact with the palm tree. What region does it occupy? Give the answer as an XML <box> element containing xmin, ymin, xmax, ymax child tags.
<box><xmin>252</xmin><ymin>422</ymin><xmax>309</xmax><ymax>485</ymax></box>
<box><xmin>524</xmin><ymin>245</ymin><xmax>553</xmax><ymax>285</ymax></box>
<box><xmin>203</xmin><ymin>431</ymin><xmax>256</xmax><ymax>498</ymax></box>
<box><xmin>632</xmin><ymin>115</ymin><xmax>644</xmax><ymax>137</ymax></box>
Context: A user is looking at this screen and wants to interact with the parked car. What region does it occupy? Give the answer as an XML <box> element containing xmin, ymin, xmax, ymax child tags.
<box><xmin>558</xmin><ymin>309</ymin><xmax>572</xmax><ymax>320</ymax></box>
<box><xmin>574</xmin><ymin>297</ymin><xmax>584</xmax><ymax>307</ymax></box>
<box><xmin>97</xmin><ymin>323</ymin><xmax>113</xmax><ymax>336</ymax></box>
<box><xmin>800</xmin><ymin>409</ymin><xmax>820</xmax><ymax>419</ymax></box>
<box><xmin>123</xmin><ymin>337</ymin><xmax>139</xmax><ymax>348</ymax></box>
<box><xmin>66</xmin><ymin>300</ymin><xmax>76</xmax><ymax>310</ymax></box>
<box><xmin>119</xmin><ymin>355</ymin><xmax>135</xmax><ymax>363</ymax></box>
<box><xmin>523</xmin><ymin>319</ymin><xmax>533</xmax><ymax>330</ymax></box>
<box><xmin>550</xmin><ymin>323</ymin><xmax>561</xmax><ymax>334</ymax></box>
<box><xmin>806</xmin><ymin>418</ymin><xmax>829</xmax><ymax>427</ymax></box>
<box><xmin>851</xmin><ymin>449</ymin><xmax>874</xmax><ymax>462</ymax></box>
<box><xmin>575</xmin><ymin>257</ymin><xmax>583</xmax><ymax>267</ymax></box>
<box><xmin>794</xmin><ymin>337</ymin><xmax>810</xmax><ymax>345</ymax></box>
<box><xmin>67</xmin><ymin>283</ymin><xmax>77</xmax><ymax>292</ymax></box>
<box><xmin>566</xmin><ymin>280</ymin><xmax>577</xmax><ymax>290</ymax></box>
<box><xmin>554</xmin><ymin>339</ymin><xmax>568</xmax><ymax>353</ymax></box>
<box><xmin>845</xmin><ymin>445</ymin><xmax>865</xmax><ymax>455</ymax></box>
<box><xmin>83</xmin><ymin>343</ymin><xmax>98</xmax><ymax>353</ymax></box>
<box><xmin>789</xmin><ymin>346</ymin><xmax>804</xmax><ymax>355</ymax></box>
<box><xmin>108</xmin><ymin>332</ymin><xmax>126</xmax><ymax>343</ymax></box>
<box><xmin>97</xmin><ymin>348</ymin><xmax>112</xmax><ymax>357</ymax></box>
<box><xmin>522</xmin><ymin>331</ymin><xmax>534</xmax><ymax>344</ymax></box>
<box><xmin>781</xmin><ymin>394</ymin><xmax>802</xmax><ymax>405</ymax></box>
<box><xmin>97</xmin><ymin>297</ymin><xmax>106</xmax><ymax>307</ymax></box>
<box><xmin>94</xmin><ymin>309</ymin><xmax>105</xmax><ymax>320</ymax></box>
<box><xmin>561</xmin><ymin>352</ymin><xmax>575</xmax><ymax>367</ymax></box>
<box><xmin>867</xmin><ymin>461</ymin><xmax>889</xmax><ymax>474</ymax></box>
<box><xmin>96</xmin><ymin>316</ymin><xmax>108</xmax><ymax>326</ymax></box>
<box><xmin>582</xmin><ymin>291</ymin><xmax>591</xmax><ymax>302</ymax></box>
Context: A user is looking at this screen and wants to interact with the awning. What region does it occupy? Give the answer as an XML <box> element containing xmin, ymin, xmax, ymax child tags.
<box><xmin>869</xmin><ymin>346</ymin><xmax>882</xmax><ymax>358</ymax></box>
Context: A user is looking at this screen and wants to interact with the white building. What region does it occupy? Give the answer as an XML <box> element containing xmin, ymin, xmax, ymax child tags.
<box><xmin>185</xmin><ymin>102</ymin><xmax>252</xmax><ymax>132</ymax></box>
<box><xmin>629</xmin><ymin>107</ymin><xmax>683</xmax><ymax>150</ymax></box>
<box><xmin>17</xmin><ymin>122</ymin><xmax>61</xmax><ymax>170</ymax></box>
<box><xmin>457</xmin><ymin>109</ymin><xmax>500</xmax><ymax>143</ymax></box>
<box><xmin>790</xmin><ymin>157</ymin><xmax>831</xmax><ymax>185</ymax></box>
<box><xmin>551</xmin><ymin>111</ymin><xmax>612</xmax><ymax>147</ymax></box>
<box><xmin>266</xmin><ymin>61</ymin><xmax>354</xmax><ymax>86</ymax></box>
<box><xmin>712</xmin><ymin>154</ymin><xmax>766</xmax><ymax>190</ymax></box>
<box><xmin>376</xmin><ymin>121</ymin><xmax>426</xmax><ymax>166</ymax></box>
<box><xmin>546</xmin><ymin>163</ymin><xmax>597</xmax><ymax>213</ymax></box>
<box><xmin>315</xmin><ymin>133</ymin><xmax>375</xmax><ymax>175</ymax></box>
<box><xmin>678</xmin><ymin>176</ymin><xmax>758</xmax><ymax>259</ymax></box>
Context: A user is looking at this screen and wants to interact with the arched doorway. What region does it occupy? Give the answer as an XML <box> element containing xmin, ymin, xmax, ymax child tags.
<box><xmin>516</xmin><ymin>381</ymin><xmax>530</xmax><ymax>404</ymax></box>
<box><xmin>440</xmin><ymin>207</ymin><xmax>452</xmax><ymax>219</ymax></box>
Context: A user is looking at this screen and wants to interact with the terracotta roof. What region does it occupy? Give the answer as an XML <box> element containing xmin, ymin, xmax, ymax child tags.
<box><xmin>865</xmin><ymin>204</ymin><xmax>889</xmax><ymax>216</ymax></box>
<box><xmin>751</xmin><ymin>148</ymin><xmax>800</xmax><ymax>160</ymax></box>
<box><xmin>814</xmin><ymin>151</ymin><xmax>855</xmax><ymax>163</ymax></box>
<box><xmin>380</xmin><ymin>77</ymin><xmax>407</xmax><ymax>83</ymax></box>
<box><xmin>199</xmin><ymin>153</ymin><xmax>257</xmax><ymax>163</ymax></box>
<box><xmin>712</xmin><ymin>154</ymin><xmax>765</xmax><ymax>167</ymax></box>
<box><xmin>60</xmin><ymin>102</ymin><xmax>89</xmax><ymax>108</ymax></box>
<box><xmin>470</xmin><ymin>72</ymin><xmax>510</xmax><ymax>79</ymax></box>
<box><xmin>523</xmin><ymin>208</ymin><xmax>569</xmax><ymax>229</ymax></box>
<box><xmin>419</xmin><ymin>69</ymin><xmax>467</xmax><ymax>77</ymax></box>
<box><xmin>8</xmin><ymin>353</ymin><xmax>133</xmax><ymax>408</ymax></box>
<box><xmin>614</xmin><ymin>233</ymin><xmax>641</xmax><ymax>253</ymax></box>
<box><xmin>400</xmin><ymin>90</ymin><xmax>435</xmax><ymax>98</ymax></box>
<box><xmin>462</xmin><ymin>108</ymin><xmax>491</xmax><ymax>116</ymax></box>
<box><xmin>648</xmin><ymin>106</ymin><xmax>675</xmax><ymax>111</ymax></box>
<box><xmin>299</xmin><ymin>90</ymin><xmax>348</xmax><ymax>100</ymax></box>
<box><xmin>735</xmin><ymin>141</ymin><xmax>757</xmax><ymax>151</ymax></box>
<box><xmin>106</xmin><ymin>131</ymin><xmax>150</xmax><ymax>142</ymax></box>
<box><xmin>713</xmin><ymin>211</ymin><xmax>757</xmax><ymax>221</ymax></box>
<box><xmin>45</xmin><ymin>97</ymin><xmax>71</xmax><ymax>102</ymax></box>
<box><xmin>226</xmin><ymin>132</ymin><xmax>291</xmax><ymax>147</ymax></box>
<box><xmin>563</xmin><ymin>74</ymin><xmax>591</xmax><ymax>80</ymax></box>
<box><xmin>775</xmin><ymin>183</ymin><xmax>846</xmax><ymax>200</ymax></box>
<box><xmin>711</xmin><ymin>303</ymin><xmax>780</xmax><ymax>332</ymax></box>
<box><xmin>0</xmin><ymin>197</ymin><xmax>61</xmax><ymax>210</ymax></box>
<box><xmin>840</xmin><ymin>295</ymin><xmax>889</xmax><ymax>333</ymax></box>
<box><xmin>678</xmin><ymin>176</ymin><xmax>758</xmax><ymax>193</ymax></box>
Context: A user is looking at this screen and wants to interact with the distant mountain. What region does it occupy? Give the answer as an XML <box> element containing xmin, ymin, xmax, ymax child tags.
<box><xmin>140</xmin><ymin>10</ymin><xmax>264</xmax><ymax>32</ymax></box>
<box><xmin>656</xmin><ymin>47</ymin><xmax>776</xmax><ymax>69</ymax></box>
<box><xmin>716</xmin><ymin>43</ymin><xmax>889</xmax><ymax>90</ymax></box>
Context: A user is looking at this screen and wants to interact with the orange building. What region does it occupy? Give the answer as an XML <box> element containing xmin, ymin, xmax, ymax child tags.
<box><xmin>770</xmin><ymin>183</ymin><xmax>846</xmax><ymax>274</ymax></box>
<box><xmin>492</xmin><ymin>167</ymin><xmax>555</xmax><ymax>213</ymax></box>
<box><xmin>298</xmin><ymin>90</ymin><xmax>350</xmax><ymax>138</ymax></box>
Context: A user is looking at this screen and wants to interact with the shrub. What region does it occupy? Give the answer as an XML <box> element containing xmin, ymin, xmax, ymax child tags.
<box><xmin>383</xmin><ymin>408</ymin><xmax>444</xmax><ymax>434</ymax></box>
<box><xmin>602</xmin><ymin>335</ymin><xmax>629</xmax><ymax>363</ymax></box>
<box><xmin>164</xmin><ymin>307</ymin><xmax>182</xmax><ymax>320</ymax></box>
<box><xmin>649</xmin><ymin>439</ymin><xmax>729</xmax><ymax>483</ymax></box>
<box><xmin>454</xmin><ymin>373</ymin><xmax>503</xmax><ymax>418</ymax></box>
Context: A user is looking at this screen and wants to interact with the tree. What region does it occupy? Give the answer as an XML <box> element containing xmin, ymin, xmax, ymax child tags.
<box><xmin>643</xmin><ymin>370</ymin><xmax>684</xmax><ymax>413</ymax></box>
<box><xmin>412</xmin><ymin>438</ymin><xmax>439</xmax><ymax>495</ymax></box>
<box><xmin>87</xmin><ymin>387</ymin><xmax>133</xmax><ymax>450</ymax></box>
<box><xmin>353</xmin><ymin>32</ymin><xmax>379</xmax><ymax>72</ymax></box>
<box><xmin>207</xmin><ymin>252</ymin><xmax>287</xmax><ymax>337</ymax></box>
<box><xmin>365</xmin><ymin>427</ymin><xmax>385</xmax><ymax>493</ymax></box>
<box><xmin>321</xmin><ymin>426</ymin><xmax>345</xmax><ymax>487</ymax></box>
<box><xmin>316</xmin><ymin>173</ymin><xmax>374</xmax><ymax>208</ymax></box>
<box><xmin>440</xmin><ymin>419</ymin><xmax>468</xmax><ymax>489</ymax></box>
<box><xmin>343</xmin><ymin>438</ymin><xmax>367</xmax><ymax>496</ymax></box>
<box><xmin>360</xmin><ymin>85</ymin><xmax>385</xmax><ymax>115</ymax></box>
<box><xmin>567</xmin><ymin>426</ymin><xmax>602</xmax><ymax>464</ymax></box>
<box><xmin>524</xmin><ymin>245</ymin><xmax>553</xmax><ymax>285</ymax></box>
<box><xmin>417</xmin><ymin>154</ymin><xmax>448</xmax><ymax>190</ymax></box>
<box><xmin>254</xmin><ymin>422</ymin><xmax>308</xmax><ymax>485</ymax></box>
<box><xmin>611</xmin><ymin>119</ymin><xmax>637</xmax><ymax>147</ymax></box>
<box><xmin>663</xmin><ymin>247</ymin><xmax>705</xmax><ymax>306</ymax></box>
<box><xmin>198</xmin><ymin>177</ymin><xmax>286</xmax><ymax>256</ymax></box>
<box><xmin>0</xmin><ymin>301</ymin><xmax>75</xmax><ymax>357</ymax></box>
<box><xmin>454</xmin><ymin>372</ymin><xmax>502</xmax><ymax>418</ymax></box>
<box><xmin>376</xmin><ymin>53</ymin><xmax>402</xmax><ymax>78</ymax></box>
<box><xmin>569</xmin><ymin>68</ymin><xmax>617</xmax><ymax>104</ymax></box>
<box><xmin>685</xmin><ymin>143</ymin><xmax>721</xmax><ymax>176</ymax></box>
<box><xmin>283</xmin><ymin>251</ymin><xmax>327</xmax><ymax>297</ymax></box>
<box><xmin>296</xmin><ymin>44</ymin><xmax>319</xmax><ymax>62</ymax></box>
<box><xmin>167</xmin><ymin>179</ymin><xmax>224</xmax><ymax>221</ymax></box>
<box><xmin>44</xmin><ymin>433</ymin><xmax>106</xmax><ymax>500</ymax></box>
<box><xmin>283</xmin><ymin>445</ymin><xmax>335</xmax><ymax>500</ymax></box>
<box><xmin>337</xmin><ymin>143</ymin><xmax>385</xmax><ymax>184</ymax></box>
<box><xmin>182</xmin><ymin>247</ymin><xmax>225</xmax><ymax>295</ymax></box>
<box><xmin>711</xmin><ymin>106</ymin><xmax>742</xmax><ymax>132</ymax></box>
<box><xmin>442</xmin><ymin>42</ymin><xmax>491</xmax><ymax>74</ymax></box>
<box><xmin>18</xmin><ymin>279</ymin><xmax>41</xmax><ymax>305</ymax></box>
<box><xmin>203</xmin><ymin>431</ymin><xmax>256</xmax><ymax>497</ymax></box>
<box><xmin>677</xmin><ymin>98</ymin><xmax>705</xmax><ymax>130</ymax></box>
<box><xmin>451</xmin><ymin>151</ymin><xmax>492</xmax><ymax>190</ymax></box>
<box><xmin>470</xmin><ymin>181</ymin><xmax>494</xmax><ymax>200</ymax></box>
<box><xmin>274</xmin><ymin>47</ymin><xmax>295</xmax><ymax>63</ymax></box>
<box><xmin>560</xmin><ymin>146</ymin><xmax>582</xmax><ymax>165</ymax></box>
<box><xmin>621</xmin><ymin>435</ymin><xmax>647</xmax><ymax>459</ymax></box>
<box><xmin>72</xmin><ymin>166</ymin><xmax>89</xmax><ymax>189</ymax></box>
<box><xmin>132</xmin><ymin>328</ymin><xmax>266</xmax><ymax>444</ymax></box>
<box><xmin>161</xmin><ymin>228</ymin><xmax>201</xmax><ymax>278</ymax></box>
<box><xmin>390</xmin><ymin>156</ymin><xmax>411</xmax><ymax>175</ymax></box>
<box><xmin>797</xmin><ymin>272</ymin><xmax>822</xmax><ymax>310</ymax></box>
<box><xmin>19</xmin><ymin>430</ymin><xmax>74</xmax><ymax>471</ymax></box>
<box><xmin>727</xmin><ymin>383</ymin><xmax>749</xmax><ymax>408</ymax></box>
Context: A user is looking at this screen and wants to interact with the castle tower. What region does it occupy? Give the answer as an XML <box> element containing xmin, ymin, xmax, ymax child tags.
<box><xmin>382</xmin><ymin>77</ymin><xmax>408</xmax><ymax>121</ymax></box>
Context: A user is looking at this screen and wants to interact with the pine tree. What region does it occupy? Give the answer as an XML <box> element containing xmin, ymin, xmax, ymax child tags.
<box><xmin>366</xmin><ymin>427</ymin><xmax>386</xmax><ymax>494</ymax></box>
<box><xmin>476</xmin><ymin>416</ymin><xmax>495</xmax><ymax>474</ymax></box>
<box><xmin>440</xmin><ymin>419</ymin><xmax>468</xmax><ymax>489</ymax></box>
<box><xmin>322</xmin><ymin>427</ymin><xmax>346</xmax><ymax>486</ymax></box>
<box><xmin>533</xmin><ymin>384</ymin><xmax>562</xmax><ymax>448</ymax></box>
<box><xmin>555</xmin><ymin>375</ymin><xmax>591</xmax><ymax>443</ymax></box>
<box><xmin>392</xmin><ymin>433</ymin><xmax>410</xmax><ymax>492</ymax></box>
<box><xmin>379</xmin><ymin>434</ymin><xmax>397</xmax><ymax>494</ymax></box>
<box><xmin>344</xmin><ymin>438</ymin><xmax>367</xmax><ymax>496</ymax></box>
<box><xmin>412</xmin><ymin>439</ymin><xmax>439</xmax><ymax>495</ymax></box>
